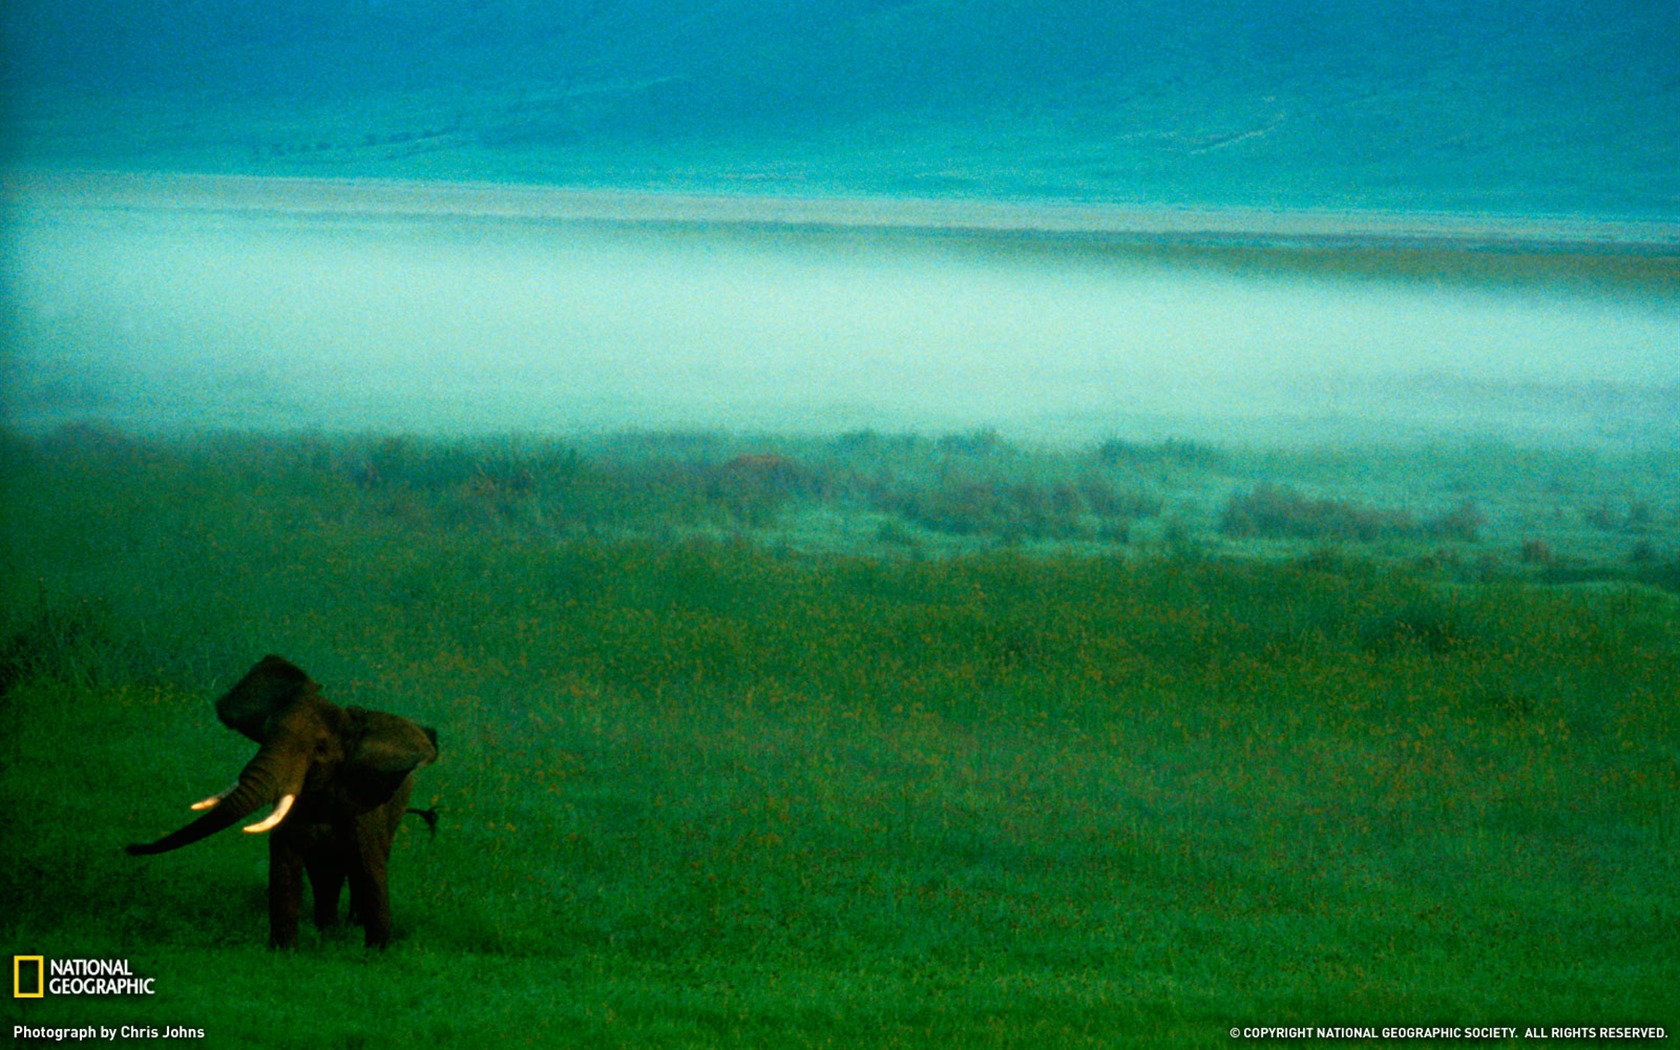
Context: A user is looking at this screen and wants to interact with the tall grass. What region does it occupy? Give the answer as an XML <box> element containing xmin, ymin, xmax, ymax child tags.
<box><xmin>3</xmin><ymin>428</ymin><xmax>1677</xmax><ymax>1047</ymax></box>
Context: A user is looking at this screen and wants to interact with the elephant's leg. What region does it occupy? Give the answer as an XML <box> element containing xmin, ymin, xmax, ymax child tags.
<box><xmin>348</xmin><ymin>815</ymin><xmax>397</xmax><ymax>948</ymax></box>
<box><xmin>267</xmin><ymin>838</ymin><xmax>304</xmax><ymax>950</ymax></box>
<box><xmin>346</xmin><ymin>858</ymin><xmax>392</xmax><ymax>947</ymax></box>
<box><xmin>305</xmin><ymin>852</ymin><xmax>346</xmax><ymax>930</ymax></box>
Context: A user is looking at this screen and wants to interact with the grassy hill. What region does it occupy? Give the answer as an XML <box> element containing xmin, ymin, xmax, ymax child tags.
<box><xmin>2</xmin><ymin>427</ymin><xmax>1677</xmax><ymax>1045</ymax></box>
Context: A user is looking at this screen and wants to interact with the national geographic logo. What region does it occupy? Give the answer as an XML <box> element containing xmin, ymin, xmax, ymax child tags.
<box><xmin>12</xmin><ymin>956</ymin><xmax>156</xmax><ymax>997</ymax></box>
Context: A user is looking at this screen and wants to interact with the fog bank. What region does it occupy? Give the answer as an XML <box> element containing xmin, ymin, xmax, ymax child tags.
<box><xmin>6</xmin><ymin>187</ymin><xmax>1677</xmax><ymax>447</ymax></box>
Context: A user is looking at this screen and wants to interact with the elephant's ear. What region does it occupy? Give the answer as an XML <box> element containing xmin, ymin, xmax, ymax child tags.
<box><xmin>346</xmin><ymin>706</ymin><xmax>439</xmax><ymax>775</ymax></box>
<box><xmin>215</xmin><ymin>655</ymin><xmax>315</xmax><ymax>743</ymax></box>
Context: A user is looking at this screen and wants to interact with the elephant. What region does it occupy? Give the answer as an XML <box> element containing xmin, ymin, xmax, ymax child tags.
<box><xmin>126</xmin><ymin>655</ymin><xmax>439</xmax><ymax>949</ymax></box>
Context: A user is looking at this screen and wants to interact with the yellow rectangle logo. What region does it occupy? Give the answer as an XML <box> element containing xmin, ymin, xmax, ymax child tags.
<box><xmin>13</xmin><ymin>955</ymin><xmax>45</xmax><ymax>998</ymax></box>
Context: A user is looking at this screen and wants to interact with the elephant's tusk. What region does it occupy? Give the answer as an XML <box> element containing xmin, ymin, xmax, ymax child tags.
<box><xmin>242</xmin><ymin>794</ymin><xmax>295</xmax><ymax>833</ymax></box>
<box><xmin>190</xmin><ymin>784</ymin><xmax>238</xmax><ymax>811</ymax></box>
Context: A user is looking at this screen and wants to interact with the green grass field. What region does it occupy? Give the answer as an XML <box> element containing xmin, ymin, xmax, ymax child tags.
<box><xmin>2</xmin><ymin>427</ymin><xmax>1677</xmax><ymax>1047</ymax></box>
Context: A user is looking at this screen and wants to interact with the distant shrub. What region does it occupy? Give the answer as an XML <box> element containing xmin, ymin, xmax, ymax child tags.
<box><xmin>1584</xmin><ymin>501</ymin><xmax>1619</xmax><ymax>530</ymax></box>
<box><xmin>1469</xmin><ymin>552</ymin><xmax>1504</xmax><ymax>583</ymax></box>
<box><xmin>356</xmin><ymin>436</ymin><xmax>578</xmax><ymax>494</ymax></box>
<box><xmin>1095</xmin><ymin>521</ymin><xmax>1131</xmax><ymax>544</ymax></box>
<box><xmin>1412</xmin><ymin>546</ymin><xmax>1462</xmax><ymax>576</ymax></box>
<box><xmin>827</xmin><ymin>429</ymin><xmax>921</xmax><ymax>456</ymax></box>
<box><xmin>881</xmin><ymin>477</ymin><xmax>1082</xmax><ymax>541</ymax></box>
<box><xmin>1424</xmin><ymin>500</ymin><xmax>1486</xmax><ymax>542</ymax></box>
<box><xmin>1520</xmin><ymin>539</ymin><xmax>1555</xmax><ymax>565</ymax></box>
<box><xmin>1292</xmin><ymin>545</ymin><xmax>1372</xmax><ymax>578</ymax></box>
<box><xmin>1587</xmin><ymin>499</ymin><xmax>1654</xmax><ymax>533</ymax></box>
<box><xmin>874</xmin><ymin>519</ymin><xmax>920</xmax><ymax>548</ymax></box>
<box><xmin>717</xmin><ymin>453</ymin><xmax>810</xmax><ymax>491</ymax></box>
<box><xmin>1633</xmin><ymin>557</ymin><xmax>1680</xmax><ymax>594</ymax></box>
<box><xmin>1093</xmin><ymin>437</ymin><xmax>1229</xmax><ymax>471</ymax></box>
<box><xmin>936</xmin><ymin>428</ymin><xmax>1009</xmax><ymax>457</ymax></box>
<box><xmin>831</xmin><ymin>429</ymin><xmax>880</xmax><ymax>453</ymax></box>
<box><xmin>1078</xmin><ymin>476</ymin><xmax>1163</xmax><ymax>519</ymax></box>
<box><xmin>708</xmin><ymin>453</ymin><xmax>820</xmax><ymax>526</ymax></box>
<box><xmin>1218</xmin><ymin>483</ymin><xmax>1412</xmax><ymax>542</ymax></box>
<box><xmin>838</xmin><ymin>460</ymin><xmax>1159</xmax><ymax>546</ymax></box>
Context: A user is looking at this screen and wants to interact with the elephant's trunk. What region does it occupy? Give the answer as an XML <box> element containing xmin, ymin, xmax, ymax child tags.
<box><xmin>126</xmin><ymin>749</ymin><xmax>299</xmax><ymax>856</ymax></box>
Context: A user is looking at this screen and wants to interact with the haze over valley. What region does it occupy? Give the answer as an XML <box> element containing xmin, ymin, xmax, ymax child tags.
<box><xmin>4</xmin><ymin>174</ymin><xmax>1677</xmax><ymax>448</ymax></box>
